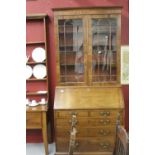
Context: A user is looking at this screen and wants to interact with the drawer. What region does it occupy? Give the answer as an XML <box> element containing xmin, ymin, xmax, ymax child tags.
<box><xmin>90</xmin><ymin>110</ymin><xmax>118</xmax><ymax>118</ymax></box>
<box><xmin>88</xmin><ymin>126</ymin><xmax>116</xmax><ymax>137</ymax></box>
<box><xmin>56</xmin><ymin>117</ymin><xmax>117</xmax><ymax>127</ymax></box>
<box><xmin>88</xmin><ymin>118</ymin><xmax>117</xmax><ymax>126</ymax></box>
<box><xmin>56</xmin><ymin>138</ymin><xmax>114</xmax><ymax>152</ymax></box>
<box><xmin>26</xmin><ymin>112</ymin><xmax>42</xmax><ymax>129</ymax></box>
<box><xmin>56</xmin><ymin>118</ymin><xmax>88</xmax><ymax>126</ymax></box>
<box><xmin>56</xmin><ymin>126</ymin><xmax>116</xmax><ymax>138</ymax></box>
<box><xmin>56</xmin><ymin>127</ymin><xmax>88</xmax><ymax>137</ymax></box>
<box><xmin>55</xmin><ymin>111</ymin><xmax>88</xmax><ymax>118</ymax></box>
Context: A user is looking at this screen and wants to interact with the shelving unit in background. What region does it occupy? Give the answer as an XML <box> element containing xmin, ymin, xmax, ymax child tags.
<box><xmin>26</xmin><ymin>14</ymin><xmax>49</xmax><ymax>155</ymax></box>
<box><xmin>26</xmin><ymin>14</ymin><xmax>49</xmax><ymax>102</ymax></box>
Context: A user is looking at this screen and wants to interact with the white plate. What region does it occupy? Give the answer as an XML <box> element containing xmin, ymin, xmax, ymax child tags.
<box><xmin>26</xmin><ymin>55</ymin><xmax>30</xmax><ymax>63</ymax></box>
<box><xmin>26</xmin><ymin>65</ymin><xmax>33</xmax><ymax>79</ymax></box>
<box><xmin>39</xmin><ymin>101</ymin><xmax>47</xmax><ymax>105</ymax></box>
<box><xmin>33</xmin><ymin>64</ymin><xmax>46</xmax><ymax>79</ymax></box>
<box><xmin>26</xmin><ymin>99</ymin><xmax>30</xmax><ymax>105</ymax></box>
<box><xmin>28</xmin><ymin>102</ymin><xmax>39</xmax><ymax>107</ymax></box>
<box><xmin>32</xmin><ymin>47</ymin><xmax>46</xmax><ymax>62</ymax></box>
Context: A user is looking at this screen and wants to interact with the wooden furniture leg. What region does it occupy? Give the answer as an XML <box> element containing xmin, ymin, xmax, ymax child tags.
<box><xmin>42</xmin><ymin>112</ymin><xmax>48</xmax><ymax>155</ymax></box>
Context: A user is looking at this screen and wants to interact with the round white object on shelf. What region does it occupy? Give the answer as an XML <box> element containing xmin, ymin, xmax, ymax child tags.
<box><xmin>29</xmin><ymin>100</ymin><xmax>39</xmax><ymax>107</ymax></box>
<box><xmin>26</xmin><ymin>65</ymin><xmax>33</xmax><ymax>79</ymax></box>
<box><xmin>33</xmin><ymin>64</ymin><xmax>47</xmax><ymax>79</ymax></box>
<box><xmin>39</xmin><ymin>98</ymin><xmax>47</xmax><ymax>105</ymax></box>
<box><xmin>32</xmin><ymin>47</ymin><xmax>46</xmax><ymax>62</ymax></box>
<box><xmin>26</xmin><ymin>99</ymin><xmax>30</xmax><ymax>105</ymax></box>
<box><xmin>26</xmin><ymin>55</ymin><xmax>30</xmax><ymax>63</ymax></box>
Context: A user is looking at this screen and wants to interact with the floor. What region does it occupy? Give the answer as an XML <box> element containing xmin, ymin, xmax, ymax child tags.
<box><xmin>26</xmin><ymin>143</ymin><xmax>56</xmax><ymax>155</ymax></box>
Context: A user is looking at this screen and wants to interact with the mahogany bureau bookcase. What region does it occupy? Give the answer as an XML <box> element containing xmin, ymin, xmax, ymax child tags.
<box><xmin>53</xmin><ymin>7</ymin><xmax>124</xmax><ymax>155</ymax></box>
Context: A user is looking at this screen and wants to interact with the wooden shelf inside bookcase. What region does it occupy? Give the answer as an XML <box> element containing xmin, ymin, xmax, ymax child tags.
<box><xmin>60</xmin><ymin>63</ymin><xmax>116</xmax><ymax>66</ymax></box>
<box><xmin>58</xmin><ymin>31</ymin><xmax>83</xmax><ymax>34</ymax></box>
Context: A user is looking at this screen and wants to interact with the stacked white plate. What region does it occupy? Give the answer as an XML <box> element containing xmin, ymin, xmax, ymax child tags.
<box><xmin>28</xmin><ymin>100</ymin><xmax>39</xmax><ymax>107</ymax></box>
<box><xmin>39</xmin><ymin>98</ymin><xmax>47</xmax><ymax>105</ymax></box>
<box><xmin>33</xmin><ymin>64</ymin><xmax>47</xmax><ymax>79</ymax></box>
<box><xmin>32</xmin><ymin>47</ymin><xmax>46</xmax><ymax>62</ymax></box>
<box><xmin>26</xmin><ymin>65</ymin><xmax>33</xmax><ymax>79</ymax></box>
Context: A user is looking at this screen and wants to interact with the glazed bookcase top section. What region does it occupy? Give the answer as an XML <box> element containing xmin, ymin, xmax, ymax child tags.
<box><xmin>54</xmin><ymin>8</ymin><xmax>121</xmax><ymax>86</ymax></box>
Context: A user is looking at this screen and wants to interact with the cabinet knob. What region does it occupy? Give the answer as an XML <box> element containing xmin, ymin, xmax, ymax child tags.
<box><xmin>99</xmin><ymin>142</ymin><xmax>110</xmax><ymax>149</ymax></box>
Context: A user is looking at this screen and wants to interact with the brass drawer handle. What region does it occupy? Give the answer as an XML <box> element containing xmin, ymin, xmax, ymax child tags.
<box><xmin>99</xmin><ymin>142</ymin><xmax>110</xmax><ymax>148</ymax></box>
<box><xmin>99</xmin><ymin>130</ymin><xmax>111</xmax><ymax>135</ymax></box>
<box><xmin>100</xmin><ymin>111</ymin><xmax>110</xmax><ymax>116</ymax></box>
<box><xmin>100</xmin><ymin>119</ymin><xmax>110</xmax><ymax>124</ymax></box>
<box><xmin>69</xmin><ymin>112</ymin><xmax>78</xmax><ymax>116</ymax></box>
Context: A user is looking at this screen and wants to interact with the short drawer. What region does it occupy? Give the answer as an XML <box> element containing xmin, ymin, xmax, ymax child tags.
<box><xmin>56</xmin><ymin>118</ymin><xmax>88</xmax><ymax>127</ymax></box>
<box><xmin>55</xmin><ymin>110</ymin><xmax>88</xmax><ymax>118</ymax></box>
<box><xmin>88</xmin><ymin>126</ymin><xmax>116</xmax><ymax>137</ymax></box>
<box><xmin>56</xmin><ymin>127</ymin><xmax>88</xmax><ymax>137</ymax></box>
<box><xmin>56</xmin><ymin>138</ymin><xmax>114</xmax><ymax>152</ymax></box>
<box><xmin>90</xmin><ymin>110</ymin><xmax>118</xmax><ymax>118</ymax></box>
<box><xmin>88</xmin><ymin>118</ymin><xmax>117</xmax><ymax>126</ymax></box>
<box><xmin>26</xmin><ymin>112</ymin><xmax>42</xmax><ymax>129</ymax></box>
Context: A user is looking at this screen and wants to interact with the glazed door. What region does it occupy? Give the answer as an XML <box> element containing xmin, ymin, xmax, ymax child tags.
<box><xmin>88</xmin><ymin>15</ymin><xmax>121</xmax><ymax>85</ymax></box>
<box><xmin>55</xmin><ymin>16</ymin><xmax>88</xmax><ymax>85</ymax></box>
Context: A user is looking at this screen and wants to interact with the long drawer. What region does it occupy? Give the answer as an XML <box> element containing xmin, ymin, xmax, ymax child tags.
<box><xmin>56</xmin><ymin>117</ymin><xmax>117</xmax><ymax>126</ymax></box>
<box><xmin>55</xmin><ymin>110</ymin><xmax>119</xmax><ymax>118</ymax></box>
<box><xmin>56</xmin><ymin>126</ymin><xmax>116</xmax><ymax>137</ymax></box>
<box><xmin>56</xmin><ymin>138</ymin><xmax>115</xmax><ymax>152</ymax></box>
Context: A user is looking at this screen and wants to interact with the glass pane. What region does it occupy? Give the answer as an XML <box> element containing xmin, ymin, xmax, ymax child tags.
<box><xmin>58</xmin><ymin>19</ymin><xmax>84</xmax><ymax>83</ymax></box>
<box><xmin>92</xmin><ymin>18</ymin><xmax>117</xmax><ymax>82</ymax></box>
